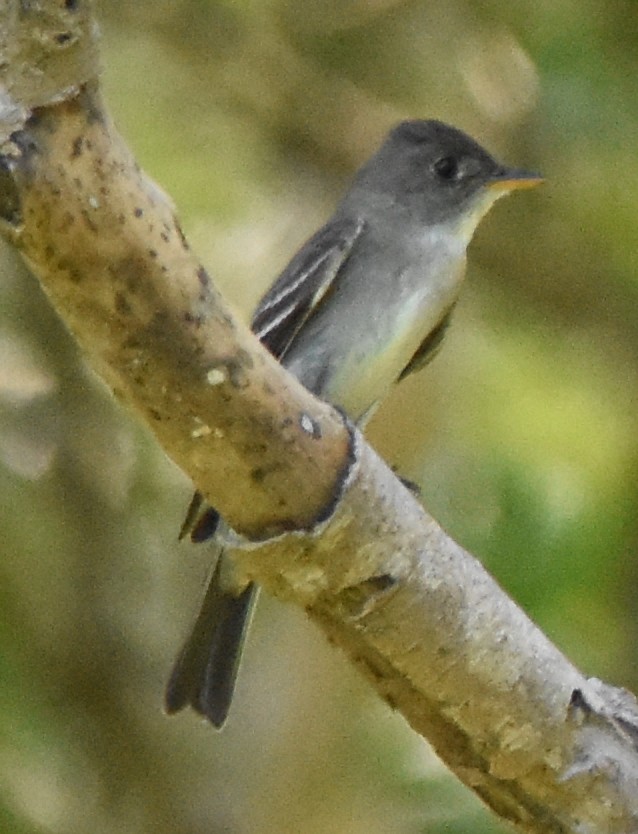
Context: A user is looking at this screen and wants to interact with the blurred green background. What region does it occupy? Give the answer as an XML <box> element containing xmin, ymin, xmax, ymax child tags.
<box><xmin>2</xmin><ymin>1</ymin><xmax>638</xmax><ymax>831</ymax></box>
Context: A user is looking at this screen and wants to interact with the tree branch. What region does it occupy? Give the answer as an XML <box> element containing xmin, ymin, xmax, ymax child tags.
<box><xmin>0</xmin><ymin>74</ymin><xmax>351</xmax><ymax>540</ymax></box>
<box><xmin>2</xmin><ymin>3</ymin><xmax>638</xmax><ymax>832</ymax></box>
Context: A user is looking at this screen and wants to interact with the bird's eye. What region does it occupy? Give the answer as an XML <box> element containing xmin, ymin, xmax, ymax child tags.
<box><xmin>432</xmin><ymin>156</ymin><xmax>460</xmax><ymax>181</ymax></box>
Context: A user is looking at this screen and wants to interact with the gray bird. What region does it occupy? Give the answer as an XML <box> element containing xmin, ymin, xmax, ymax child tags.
<box><xmin>165</xmin><ymin>119</ymin><xmax>541</xmax><ymax>727</ymax></box>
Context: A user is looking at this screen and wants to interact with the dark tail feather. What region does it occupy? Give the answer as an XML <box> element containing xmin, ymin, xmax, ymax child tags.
<box><xmin>178</xmin><ymin>491</ymin><xmax>221</xmax><ymax>543</ymax></box>
<box><xmin>165</xmin><ymin>558</ymin><xmax>257</xmax><ymax>728</ymax></box>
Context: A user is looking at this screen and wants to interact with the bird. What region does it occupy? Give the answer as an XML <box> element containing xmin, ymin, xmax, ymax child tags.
<box><xmin>164</xmin><ymin>118</ymin><xmax>541</xmax><ymax>727</ymax></box>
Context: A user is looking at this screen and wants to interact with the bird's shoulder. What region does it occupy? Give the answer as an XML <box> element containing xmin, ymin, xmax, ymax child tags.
<box><xmin>250</xmin><ymin>214</ymin><xmax>365</xmax><ymax>360</ymax></box>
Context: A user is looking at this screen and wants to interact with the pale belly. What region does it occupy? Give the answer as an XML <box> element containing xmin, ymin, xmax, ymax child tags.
<box><xmin>283</xmin><ymin>227</ymin><xmax>467</xmax><ymax>423</ymax></box>
<box><xmin>322</xmin><ymin>266</ymin><xmax>463</xmax><ymax>421</ymax></box>
<box><xmin>323</xmin><ymin>323</ymin><xmax>426</xmax><ymax>421</ymax></box>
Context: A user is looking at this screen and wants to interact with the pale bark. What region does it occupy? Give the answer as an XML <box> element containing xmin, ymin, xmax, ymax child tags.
<box><xmin>2</xmin><ymin>3</ymin><xmax>638</xmax><ymax>832</ymax></box>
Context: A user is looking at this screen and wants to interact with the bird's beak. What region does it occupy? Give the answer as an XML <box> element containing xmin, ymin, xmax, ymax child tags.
<box><xmin>488</xmin><ymin>168</ymin><xmax>544</xmax><ymax>192</ymax></box>
<box><xmin>458</xmin><ymin>166</ymin><xmax>542</xmax><ymax>240</ymax></box>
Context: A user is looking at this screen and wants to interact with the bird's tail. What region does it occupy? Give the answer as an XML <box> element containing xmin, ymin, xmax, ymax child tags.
<box><xmin>165</xmin><ymin>556</ymin><xmax>257</xmax><ymax>728</ymax></box>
